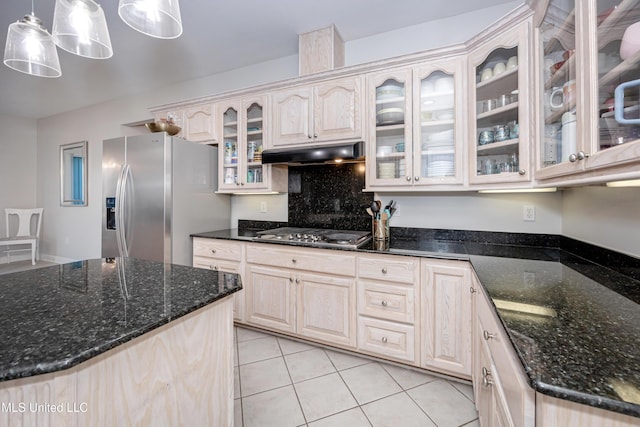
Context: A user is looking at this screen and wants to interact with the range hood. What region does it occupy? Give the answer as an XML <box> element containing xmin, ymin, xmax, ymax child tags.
<box><xmin>261</xmin><ymin>141</ymin><xmax>365</xmax><ymax>165</ymax></box>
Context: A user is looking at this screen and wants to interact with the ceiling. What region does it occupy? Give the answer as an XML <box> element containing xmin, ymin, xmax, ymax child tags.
<box><xmin>0</xmin><ymin>0</ymin><xmax>516</xmax><ymax>119</ymax></box>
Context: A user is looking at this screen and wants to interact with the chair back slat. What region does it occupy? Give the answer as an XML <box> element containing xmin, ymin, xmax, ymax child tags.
<box><xmin>4</xmin><ymin>208</ymin><xmax>43</xmax><ymax>238</ymax></box>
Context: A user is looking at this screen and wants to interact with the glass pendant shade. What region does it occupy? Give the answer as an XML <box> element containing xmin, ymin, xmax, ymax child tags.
<box><xmin>118</xmin><ymin>0</ymin><xmax>183</xmax><ymax>39</ymax></box>
<box><xmin>3</xmin><ymin>14</ymin><xmax>62</xmax><ymax>78</ymax></box>
<box><xmin>52</xmin><ymin>0</ymin><xmax>113</xmax><ymax>59</ymax></box>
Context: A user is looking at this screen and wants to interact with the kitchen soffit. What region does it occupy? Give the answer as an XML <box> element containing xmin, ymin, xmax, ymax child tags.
<box><xmin>0</xmin><ymin>0</ymin><xmax>518</xmax><ymax>119</ymax></box>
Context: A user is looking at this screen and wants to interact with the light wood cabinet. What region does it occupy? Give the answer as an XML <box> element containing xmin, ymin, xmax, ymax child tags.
<box><xmin>534</xmin><ymin>0</ymin><xmax>640</xmax><ymax>184</ymax></box>
<box><xmin>271</xmin><ymin>76</ymin><xmax>364</xmax><ymax>146</ymax></box>
<box><xmin>192</xmin><ymin>237</ymin><xmax>245</xmax><ymax>321</ymax></box>
<box><xmin>184</xmin><ymin>103</ymin><xmax>217</xmax><ymax>143</ymax></box>
<box><xmin>366</xmin><ymin>55</ymin><xmax>467</xmax><ymax>190</ymax></box>
<box><xmin>217</xmin><ymin>95</ymin><xmax>287</xmax><ymax>193</ymax></box>
<box><xmin>468</xmin><ymin>19</ymin><xmax>533</xmax><ymax>186</ymax></box>
<box><xmin>473</xmin><ymin>276</ymin><xmax>535</xmax><ymax>427</ymax></box>
<box><xmin>356</xmin><ymin>254</ymin><xmax>420</xmax><ymax>363</ymax></box>
<box><xmin>246</xmin><ymin>244</ymin><xmax>357</xmax><ymax>347</ymax></box>
<box><xmin>421</xmin><ymin>258</ymin><xmax>473</xmax><ymax>378</ymax></box>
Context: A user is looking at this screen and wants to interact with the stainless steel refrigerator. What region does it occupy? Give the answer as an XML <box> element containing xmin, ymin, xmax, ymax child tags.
<box><xmin>102</xmin><ymin>133</ymin><xmax>230</xmax><ymax>266</ymax></box>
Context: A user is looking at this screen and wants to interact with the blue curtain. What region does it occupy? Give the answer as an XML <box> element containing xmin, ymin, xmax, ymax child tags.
<box><xmin>72</xmin><ymin>156</ymin><xmax>83</xmax><ymax>204</ymax></box>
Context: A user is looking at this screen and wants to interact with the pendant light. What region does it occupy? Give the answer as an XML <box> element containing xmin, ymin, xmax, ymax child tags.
<box><xmin>3</xmin><ymin>1</ymin><xmax>62</xmax><ymax>78</ymax></box>
<box><xmin>52</xmin><ymin>0</ymin><xmax>113</xmax><ymax>59</ymax></box>
<box><xmin>118</xmin><ymin>0</ymin><xmax>183</xmax><ymax>39</ymax></box>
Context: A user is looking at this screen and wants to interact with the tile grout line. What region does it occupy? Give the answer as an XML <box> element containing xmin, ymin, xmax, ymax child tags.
<box><xmin>277</xmin><ymin>336</ymin><xmax>309</xmax><ymax>426</ymax></box>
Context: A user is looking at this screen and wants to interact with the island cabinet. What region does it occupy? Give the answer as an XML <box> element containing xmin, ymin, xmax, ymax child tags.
<box><xmin>356</xmin><ymin>254</ymin><xmax>420</xmax><ymax>364</ymax></box>
<box><xmin>421</xmin><ymin>258</ymin><xmax>473</xmax><ymax>379</ymax></box>
<box><xmin>245</xmin><ymin>243</ymin><xmax>357</xmax><ymax>348</ymax></box>
<box><xmin>270</xmin><ymin>76</ymin><xmax>364</xmax><ymax>147</ymax></box>
<box><xmin>468</xmin><ymin>18</ymin><xmax>534</xmax><ymax>187</ymax></box>
<box><xmin>473</xmin><ymin>275</ymin><xmax>535</xmax><ymax>427</ymax></box>
<box><xmin>193</xmin><ymin>237</ymin><xmax>245</xmax><ymax>321</ymax></box>
<box><xmin>533</xmin><ymin>0</ymin><xmax>640</xmax><ymax>184</ymax></box>
<box><xmin>365</xmin><ymin>55</ymin><xmax>467</xmax><ymax>191</ymax></box>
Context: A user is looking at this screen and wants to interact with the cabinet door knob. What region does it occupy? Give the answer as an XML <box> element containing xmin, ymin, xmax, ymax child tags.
<box><xmin>381</xmin><ymin>300</ymin><xmax>388</xmax><ymax>307</ymax></box>
<box><xmin>381</xmin><ymin>336</ymin><xmax>388</xmax><ymax>343</ymax></box>
<box><xmin>295</xmin><ymin>278</ymin><xmax>300</xmax><ymax>284</ymax></box>
<box><xmin>210</xmin><ymin>248</ymin><xmax>216</xmax><ymax>254</ymax></box>
<box><xmin>469</xmin><ymin>286</ymin><xmax>477</xmax><ymax>294</ymax></box>
<box><xmin>483</xmin><ymin>330</ymin><xmax>495</xmax><ymax>341</ymax></box>
<box><xmin>289</xmin><ymin>277</ymin><xmax>293</xmax><ymax>282</ymax></box>
<box><xmin>569</xmin><ymin>153</ymin><xmax>578</xmax><ymax>163</ymax></box>
<box><xmin>313</xmin><ymin>134</ymin><xmax>318</xmax><ymax>138</ymax></box>
<box><xmin>292</xmin><ymin>258</ymin><xmax>297</xmax><ymax>263</ymax></box>
<box><xmin>576</xmin><ymin>151</ymin><xmax>590</xmax><ymax>160</ymax></box>
<box><xmin>381</xmin><ymin>268</ymin><xmax>388</xmax><ymax>274</ymax></box>
<box><xmin>482</xmin><ymin>367</ymin><xmax>493</xmax><ymax>387</ymax></box>
<box><xmin>518</xmin><ymin>169</ymin><xmax>526</xmax><ymax>175</ymax></box>
<box><xmin>210</xmin><ymin>265</ymin><xmax>219</xmax><ymax>271</ymax></box>
<box><xmin>406</xmin><ymin>176</ymin><xmax>412</xmax><ymax>181</ymax></box>
<box><xmin>308</xmin><ymin>134</ymin><xmax>312</xmax><ymax>139</ymax></box>
<box><xmin>415</xmin><ymin>176</ymin><xmax>420</xmax><ymax>181</ymax></box>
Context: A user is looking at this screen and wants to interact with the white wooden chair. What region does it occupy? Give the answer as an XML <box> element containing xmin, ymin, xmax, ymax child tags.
<box><xmin>0</xmin><ymin>208</ymin><xmax>43</xmax><ymax>265</ymax></box>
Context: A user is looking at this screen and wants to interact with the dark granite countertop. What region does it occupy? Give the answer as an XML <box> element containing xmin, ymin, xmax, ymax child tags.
<box><xmin>0</xmin><ymin>257</ymin><xmax>242</xmax><ymax>383</ymax></box>
<box><xmin>192</xmin><ymin>227</ymin><xmax>640</xmax><ymax>418</ymax></box>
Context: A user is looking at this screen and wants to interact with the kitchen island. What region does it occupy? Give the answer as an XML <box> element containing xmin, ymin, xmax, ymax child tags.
<box><xmin>0</xmin><ymin>257</ymin><xmax>242</xmax><ymax>426</ymax></box>
<box><xmin>193</xmin><ymin>226</ymin><xmax>640</xmax><ymax>423</ymax></box>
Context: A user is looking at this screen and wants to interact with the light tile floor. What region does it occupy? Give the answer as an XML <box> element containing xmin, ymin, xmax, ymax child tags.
<box><xmin>234</xmin><ymin>326</ymin><xmax>479</xmax><ymax>427</ymax></box>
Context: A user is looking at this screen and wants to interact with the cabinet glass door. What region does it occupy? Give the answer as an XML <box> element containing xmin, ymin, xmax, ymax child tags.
<box><xmin>374</xmin><ymin>76</ymin><xmax>411</xmax><ymax>183</ymax></box>
<box><xmin>595</xmin><ymin>0</ymin><xmax>640</xmax><ymax>153</ymax></box>
<box><xmin>418</xmin><ymin>70</ymin><xmax>457</xmax><ymax>182</ymax></box>
<box><xmin>221</xmin><ymin>107</ymin><xmax>239</xmax><ymax>188</ymax></box>
<box><xmin>474</xmin><ymin>46</ymin><xmax>521</xmax><ymax>178</ymax></box>
<box><xmin>245</xmin><ymin>102</ymin><xmax>265</xmax><ymax>187</ymax></box>
<box><xmin>539</xmin><ymin>0</ymin><xmax>577</xmax><ymax>168</ymax></box>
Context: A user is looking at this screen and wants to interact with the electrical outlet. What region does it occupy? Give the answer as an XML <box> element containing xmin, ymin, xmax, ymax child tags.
<box><xmin>259</xmin><ymin>201</ymin><xmax>267</xmax><ymax>213</ymax></box>
<box><xmin>523</xmin><ymin>205</ymin><xmax>535</xmax><ymax>222</ymax></box>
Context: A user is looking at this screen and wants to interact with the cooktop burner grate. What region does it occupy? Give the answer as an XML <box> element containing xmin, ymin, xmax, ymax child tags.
<box><xmin>254</xmin><ymin>227</ymin><xmax>371</xmax><ymax>249</ymax></box>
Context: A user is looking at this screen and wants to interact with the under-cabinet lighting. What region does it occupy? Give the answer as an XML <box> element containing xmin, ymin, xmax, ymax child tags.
<box><xmin>605</xmin><ymin>179</ymin><xmax>640</xmax><ymax>187</ymax></box>
<box><xmin>478</xmin><ymin>188</ymin><xmax>557</xmax><ymax>194</ymax></box>
<box><xmin>230</xmin><ymin>192</ymin><xmax>280</xmax><ymax>195</ymax></box>
<box><xmin>493</xmin><ymin>299</ymin><xmax>557</xmax><ymax>318</ymax></box>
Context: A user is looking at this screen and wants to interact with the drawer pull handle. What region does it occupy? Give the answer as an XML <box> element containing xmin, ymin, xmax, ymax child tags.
<box><xmin>295</xmin><ymin>278</ymin><xmax>300</xmax><ymax>284</ymax></box>
<box><xmin>209</xmin><ymin>265</ymin><xmax>219</xmax><ymax>271</ymax></box>
<box><xmin>210</xmin><ymin>248</ymin><xmax>216</xmax><ymax>254</ymax></box>
<box><xmin>381</xmin><ymin>336</ymin><xmax>388</xmax><ymax>343</ymax></box>
<box><xmin>483</xmin><ymin>330</ymin><xmax>495</xmax><ymax>341</ymax></box>
<box><xmin>289</xmin><ymin>277</ymin><xmax>293</xmax><ymax>282</ymax></box>
<box><xmin>381</xmin><ymin>268</ymin><xmax>388</xmax><ymax>274</ymax></box>
<box><xmin>292</xmin><ymin>258</ymin><xmax>297</xmax><ymax>263</ymax></box>
<box><xmin>381</xmin><ymin>300</ymin><xmax>388</xmax><ymax>307</ymax></box>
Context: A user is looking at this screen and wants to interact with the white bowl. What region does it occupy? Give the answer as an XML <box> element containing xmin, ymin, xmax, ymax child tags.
<box><xmin>377</xmin><ymin>108</ymin><xmax>404</xmax><ymax>125</ymax></box>
<box><xmin>377</xmin><ymin>146</ymin><xmax>393</xmax><ymax>156</ymax></box>
<box><xmin>376</xmin><ymin>85</ymin><xmax>404</xmax><ymax>99</ymax></box>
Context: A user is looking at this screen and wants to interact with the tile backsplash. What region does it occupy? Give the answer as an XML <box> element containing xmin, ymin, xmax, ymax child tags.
<box><xmin>288</xmin><ymin>163</ymin><xmax>373</xmax><ymax>231</ymax></box>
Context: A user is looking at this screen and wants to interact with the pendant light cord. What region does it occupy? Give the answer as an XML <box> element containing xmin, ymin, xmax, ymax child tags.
<box><xmin>31</xmin><ymin>0</ymin><xmax>35</xmax><ymax>15</ymax></box>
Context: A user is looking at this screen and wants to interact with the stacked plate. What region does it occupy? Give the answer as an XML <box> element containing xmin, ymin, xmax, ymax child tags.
<box><xmin>425</xmin><ymin>160</ymin><xmax>455</xmax><ymax>177</ymax></box>
<box><xmin>422</xmin><ymin>129</ymin><xmax>454</xmax><ymax>150</ymax></box>
<box><xmin>378</xmin><ymin>163</ymin><xmax>396</xmax><ymax>179</ymax></box>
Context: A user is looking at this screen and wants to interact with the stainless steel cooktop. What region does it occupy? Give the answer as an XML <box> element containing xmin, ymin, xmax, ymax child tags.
<box><xmin>254</xmin><ymin>227</ymin><xmax>371</xmax><ymax>249</ymax></box>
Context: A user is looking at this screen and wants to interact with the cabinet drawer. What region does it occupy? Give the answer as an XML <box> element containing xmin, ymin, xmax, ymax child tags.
<box><xmin>357</xmin><ymin>317</ymin><xmax>416</xmax><ymax>363</ymax></box>
<box><xmin>477</xmin><ymin>288</ymin><xmax>535</xmax><ymax>426</ymax></box>
<box><xmin>193</xmin><ymin>238</ymin><xmax>243</xmax><ymax>261</ymax></box>
<box><xmin>357</xmin><ymin>279</ymin><xmax>415</xmax><ymax>323</ymax></box>
<box><xmin>358</xmin><ymin>254</ymin><xmax>418</xmax><ymax>283</ymax></box>
<box><xmin>193</xmin><ymin>257</ymin><xmax>241</xmax><ymax>274</ymax></box>
<box><xmin>246</xmin><ymin>244</ymin><xmax>356</xmax><ymax>276</ymax></box>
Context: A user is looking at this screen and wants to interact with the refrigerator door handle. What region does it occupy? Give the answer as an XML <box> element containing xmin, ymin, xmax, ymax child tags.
<box><xmin>115</xmin><ymin>164</ymin><xmax>131</xmax><ymax>258</ymax></box>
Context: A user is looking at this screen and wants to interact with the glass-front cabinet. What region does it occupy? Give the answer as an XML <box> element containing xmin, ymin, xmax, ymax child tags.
<box><xmin>535</xmin><ymin>0</ymin><xmax>640</xmax><ymax>180</ymax></box>
<box><xmin>468</xmin><ymin>20</ymin><xmax>531</xmax><ymax>185</ymax></box>
<box><xmin>218</xmin><ymin>96</ymin><xmax>285</xmax><ymax>193</ymax></box>
<box><xmin>366</xmin><ymin>57</ymin><xmax>465</xmax><ymax>189</ymax></box>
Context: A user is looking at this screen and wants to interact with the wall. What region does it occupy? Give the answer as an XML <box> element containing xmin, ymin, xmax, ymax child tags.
<box><xmin>0</xmin><ymin>114</ymin><xmax>37</xmax><ymax>249</ymax></box>
<box><xmin>562</xmin><ymin>186</ymin><xmax>640</xmax><ymax>257</ymax></box>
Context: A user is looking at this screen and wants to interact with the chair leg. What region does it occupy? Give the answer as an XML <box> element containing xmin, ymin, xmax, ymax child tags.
<box><xmin>31</xmin><ymin>243</ymin><xmax>36</xmax><ymax>266</ymax></box>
